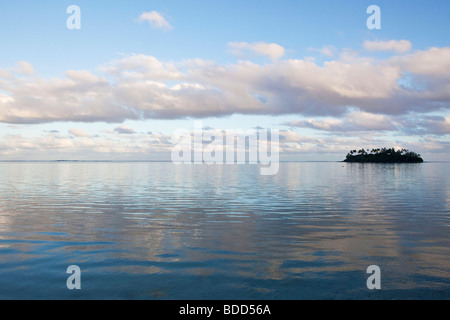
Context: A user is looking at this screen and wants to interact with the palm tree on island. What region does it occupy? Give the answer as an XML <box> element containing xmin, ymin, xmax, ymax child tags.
<box><xmin>344</xmin><ymin>147</ymin><xmax>424</xmax><ymax>163</ymax></box>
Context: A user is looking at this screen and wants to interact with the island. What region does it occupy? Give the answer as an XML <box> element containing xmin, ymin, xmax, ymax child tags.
<box><xmin>344</xmin><ymin>148</ymin><xmax>424</xmax><ymax>163</ymax></box>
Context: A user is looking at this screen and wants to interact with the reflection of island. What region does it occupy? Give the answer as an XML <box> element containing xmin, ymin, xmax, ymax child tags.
<box><xmin>344</xmin><ymin>148</ymin><xmax>424</xmax><ymax>163</ymax></box>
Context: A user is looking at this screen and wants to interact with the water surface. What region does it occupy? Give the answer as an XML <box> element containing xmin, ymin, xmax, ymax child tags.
<box><xmin>0</xmin><ymin>162</ymin><xmax>448</xmax><ymax>299</ymax></box>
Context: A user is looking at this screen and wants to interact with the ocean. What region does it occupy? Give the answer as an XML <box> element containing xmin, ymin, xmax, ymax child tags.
<box><xmin>0</xmin><ymin>161</ymin><xmax>448</xmax><ymax>299</ymax></box>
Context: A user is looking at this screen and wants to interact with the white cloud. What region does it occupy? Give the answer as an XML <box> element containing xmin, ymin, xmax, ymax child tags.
<box><xmin>69</xmin><ymin>128</ymin><xmax>91</xmax><ymax>138</ymax></box>
<box><xmin>0</xmin><ymin>124</ymin><xmax>447</xmax><ymax>161</ymax></box>
<box><xmin>364</xmin><ymin>40</ymin><xmax>412</xmax><ymax>53</ymax></box>
<box><xmin>15</xmin><ymin>61</ymin><xmax>34</xmax><ymax>75</ymax></box>
<box><xmin>308</xmin><ymin>45</ymin><xmax>337</xmax><ymax>57</ymax></box>
<box><xmin>0</xmin><ymin>45</ymin><xmax>449</xmax><ymax>128</ymax></box>
<box><xmin>0</xmin><ymin>93</ymin><xmax>14</xmax><ymax>104</ymax></box>
<box><xmin>284</xmin><ymin>111</ymin><xmax>396</xmax><ymax>133</ymax></box>
<box><xmin>138</xmin><ymin>11</ymin><xmax>172</xmax><ymax>30</ymax></box>
<box><xmin>393</xmin><ymin>47</ymin><xmax>450</xmax><ymax>79</ymax></box>
<box><xmin>228</xmin><ymin>42</ymin><xmax>285</xmax><ymax>60</ymax></box>
<box><xmin>66</xmin><ymin>70</ymin><xmax>103</xmax><ymax>83</ymax></box>
<box><xmin>0</xmin><ymin>69</ymin><xmax>11</xmax><ymax>78</ymax></box>
<box><xmin>101</xmin><ymin>54</ymin><xmax>182</xmax><ymax>80</ymax></box>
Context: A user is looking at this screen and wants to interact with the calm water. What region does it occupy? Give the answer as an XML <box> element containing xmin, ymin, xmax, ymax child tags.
<box><xmin>0</xmin><ymin>162</ymin><xmax>448</xmax><ymax>300</ymax></box>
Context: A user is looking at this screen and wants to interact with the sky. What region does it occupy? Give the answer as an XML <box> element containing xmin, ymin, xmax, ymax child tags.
<box><xmin>0</xmin><ymin>0</ymin><xmax>449</xmax><ymax>161</ymax></box>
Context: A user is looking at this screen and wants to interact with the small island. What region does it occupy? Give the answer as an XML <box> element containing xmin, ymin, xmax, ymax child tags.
<box><xmin>344</xmin><ymin>148</ymin><xmax>424</xmax><ymax>163</ymax></box>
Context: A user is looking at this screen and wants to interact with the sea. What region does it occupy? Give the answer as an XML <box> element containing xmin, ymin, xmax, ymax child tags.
<box><xmin>0</xmin><ymin>161</ymin><xmax>448</xmax><ymax>299</ymax></box>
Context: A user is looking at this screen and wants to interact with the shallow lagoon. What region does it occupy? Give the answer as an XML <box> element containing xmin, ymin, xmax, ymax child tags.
<box><xmin>0</xmin><ymin>162</ymin><xmax>448</xmax><ymax>299</ymax></box>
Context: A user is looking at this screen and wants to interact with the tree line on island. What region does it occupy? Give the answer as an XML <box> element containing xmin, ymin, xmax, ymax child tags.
<box><xmin>344</xmin><ymin>147</ymin><xmax>424</xmax><ymax>163</ymax></box>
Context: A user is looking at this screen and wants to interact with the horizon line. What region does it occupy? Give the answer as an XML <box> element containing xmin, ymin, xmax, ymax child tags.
<box><xmin>0</xmin><ymin>160</ymin><xmax>446</xmax><ymax>163</ymax></box>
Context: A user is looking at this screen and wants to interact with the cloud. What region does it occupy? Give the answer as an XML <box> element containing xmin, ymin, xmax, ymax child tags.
<box><xmin>283</xmin><ymin>111</ymin><xmax>396</xmax><ymax>133</ymax></box>
<box><xmin>0</xmin><ymin>45</ymin><xmax>449</xmax><ymax>126</ymax></box>
<box><xmin>308</xmin><ymin>45</ymin><xmax>337</xmax><ymax>57</ymax></box>
<box><xmin>114</xmin><ymin>125</ymin><xmax>136</xmax><ymax>135</ymax></box>
<box><xmin>0</xmin><ymin>69</ymin><xmax>11</xmax><ymax>78</ymax></box>
<box><xmin>399</xmin><ymin>115</ymin><xmax>450</xmax><ymax>136</ymax></box>
<box><xmin>393</xmin><ymin>47</ymin><xmax>450</xmax><ymax>79</ymax></box>
<box><xmin>15</xmin><ymin>61</ymin><xmax>34</xmax><ymax>75</ymax></box>
<box><xmin>364</xmin><ymin>40</ymin><xmax>412</xmax><ymax>53</ymax></box>
<box><xmin>285</xmin><ymin>112</ymin><xmax>450</xmax><ymax>137</ymax></box>
<box><xmin>228</xmin><ymin>42</ymin><xmax>285</xmax><ymax>60</ymax></box>
<box><xmin>0</xmin><ymin>62</ymin><xmax>33</xmax><ymax>78</ymax></box>
<box><xmin>138</xmin><ymin>11</ymin><xmax>172</xmax><ymax>30</ymax></box>
<box><xmin>0</xmin><ymin>131</ymin><xmax>175</xmax><ymax>160</ymax></box>
<box><xmin>69</xmin><ymin>128</ymin><xmax>91</xmax><ymax>138</ymax></box>
<box><xmin>0</xmin><ymin>125</ymin><xmax>447</xmax><ymax>161</ymax></box>
<box><xmin>101</xmin><ymin>54</ymin><xmax>182</xmax><ymax>80</ymax></box>
<box><xmin>66</xmin><ymin>70</ymin><xmax>103</xmax><ymax>83</ymax></box>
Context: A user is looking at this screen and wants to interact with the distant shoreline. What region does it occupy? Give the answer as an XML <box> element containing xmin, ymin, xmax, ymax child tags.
<box><xmin>0</xmin><ymin>160</ymin><xmax>446</xmax><ymax>163</ymax></box>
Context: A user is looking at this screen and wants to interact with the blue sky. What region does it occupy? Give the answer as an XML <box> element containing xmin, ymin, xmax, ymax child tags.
<box><xmin>0</xmin><ymin>0</ymin><xmax>449</xmax><ymax>161</ymax></box>
<box><xmin>1</xmin><ymin>1</ymin><xmax>448</xmax><ymax>69</ymax></box>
